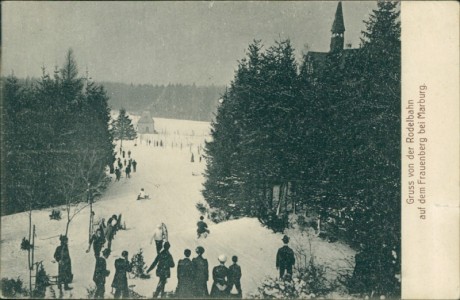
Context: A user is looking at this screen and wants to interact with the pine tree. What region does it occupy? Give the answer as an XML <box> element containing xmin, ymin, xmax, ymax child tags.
<box><xmin>112</xmin><ymin>108</ymin><xmax>137</xmax><ymax>148</ymax></box>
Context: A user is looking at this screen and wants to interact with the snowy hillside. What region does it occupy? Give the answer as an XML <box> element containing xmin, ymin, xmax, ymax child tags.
<box><xmin>1</xmin><ymin>118</ymin><xmax>354</xmax><ymax>299</ymax></box>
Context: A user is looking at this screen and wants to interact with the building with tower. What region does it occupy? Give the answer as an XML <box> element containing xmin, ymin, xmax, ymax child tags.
<box><xmin>304</xmin><ymin>2</ymin><xmax>358</xmax><ymax>82</ymax></box>
<box><xmin>137</xmin><ymin>111</ymin><xmax>155</xmax><ymax>134</ymax></box>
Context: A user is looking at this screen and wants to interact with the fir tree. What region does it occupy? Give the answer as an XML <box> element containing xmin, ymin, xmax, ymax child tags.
<box><xmin>112</xmin><ymin>108</ymin><xmax>137</xmax><ymax>148</ymax></box>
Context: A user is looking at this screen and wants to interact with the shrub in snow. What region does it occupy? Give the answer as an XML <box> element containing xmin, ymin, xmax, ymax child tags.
<box><xmin>130</xmin><ymin>249</ymin><xmax>150</xmax><ymax>279</ymax></box>
<box><xmin>20</xmin><ymin>237</ymin><xmax>33</xmax><ymax>251</ymax></box>
<box><xmin>195</xmin><ymin>202</ymin><xmax>208</xmax><ymax>215</ymax></box>
<box><xmin>0</xmin><ymin>277</ymin><xmax>28</xmax><ymax>298</ymax></box>
<box><xmin>49</xmin><ymin>209</ymin><xmax>62</xmax><ymax>220</ymax></box>
<box><xmin>33</xmin><ymin>263</ymin><xmax>50</xmax><ymax>298</ymax></box>
<box><xmin>209</xmin><ymin>207</ymin><xmax>229</xmax><ymax>223</ymax></box>
<box><xmin>86</xmin><ymin>285</ymin><xmax>96</xmax><ymax>299</ymax></box>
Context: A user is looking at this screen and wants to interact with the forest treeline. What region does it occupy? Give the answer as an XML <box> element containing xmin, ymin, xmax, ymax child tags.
<box><xmin>203</xmin><ymin>2</ymin><xmax>400</xmax><ymax>296</ymax></box>
<box><xmin>102</xmin><ymin>82</ymin><xmax>224</xmax><ymax>121</ymax></box>
<box><xmin>2</xmin><ymin>50</ymin><xmax>114</xmax><ymax>216</ymax></box>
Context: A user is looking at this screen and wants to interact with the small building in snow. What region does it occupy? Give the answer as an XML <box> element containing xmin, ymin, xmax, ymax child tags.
<box><xmin>137</xmin><ymin>111</ymin><xmax>155</xmax><ymax>133</ymax></box>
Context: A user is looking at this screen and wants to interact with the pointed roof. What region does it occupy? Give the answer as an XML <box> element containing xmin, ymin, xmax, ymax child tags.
<box><xmin>331</xmin><ymin>2</ymin><xmax>345</xmax><ymax>33</ymax></box>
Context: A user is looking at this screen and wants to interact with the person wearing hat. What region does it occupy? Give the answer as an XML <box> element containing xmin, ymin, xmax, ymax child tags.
<box><xmin>276</xmin><ymin>235</ymin><xmax>295</xmax><ymax>279</ymax></box>
<box><xmin>210</xmin><ymin>254</ymin><xmax>230</xmax><ymax>298</ymax></box>
<box><xmin>175</xmin><ymin>249</ymin><xmax>194</xmax><ymax>298</ymax></box>
<box><xmin>112</xmin><ymin>250</ymin><xmax>132</xmax><ymax>299</ymax></box>
<box><xmin>147</xmin><ymin>241</ymin><xmax>175</xmax><ymax>298</ymax></box>
<box><xmin>192</xmin><ymin>246</ymin><xmax>209</xmax><ymax>297</ymax></box>
<box><xmin>93</xmin><ymin>248</ymin><xmax>111</xmax><ymax>299</ymax></box>
<box><xmin>53</xmin><ymin>235</ymin><xmax>73</xmax><ymax>290</ymax></box>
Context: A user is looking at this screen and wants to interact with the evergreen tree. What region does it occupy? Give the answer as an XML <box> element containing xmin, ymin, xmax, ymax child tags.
<box><xmin>112</xmin><ymin>108</ymin><xmax>137</xmax><ymax>148</ymax></box>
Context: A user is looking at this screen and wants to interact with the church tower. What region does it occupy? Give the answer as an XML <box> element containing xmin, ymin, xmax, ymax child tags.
<box><xmin>330</xmin><ymin>2</ymin><xmax>345</xmax><ymax>53</ymax></box>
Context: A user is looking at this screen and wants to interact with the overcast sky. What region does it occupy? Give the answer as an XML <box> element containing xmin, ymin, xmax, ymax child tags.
<box><xmin>2</xmin><ymin>1</ymin><xmax>376</xmax><ymax>86</ymax></box>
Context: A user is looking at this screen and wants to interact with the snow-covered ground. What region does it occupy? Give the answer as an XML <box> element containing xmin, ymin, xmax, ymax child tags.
<box><xmin>1</xmin><ymin>118</ymin><xmax>355</xmax><ymax>299</ymax></box>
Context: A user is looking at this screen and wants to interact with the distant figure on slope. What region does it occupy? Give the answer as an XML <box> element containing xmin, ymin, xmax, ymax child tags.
<box><xmin>86</xmin><ymin>228</ymin><xmax>106</xmax><ymax>258</ymax></box>
<box><xmin>197</xmin><ymin>216</ymin><xmax>210</xmax><ymax>238</ymax></box>
<box><xmin>228</xmin><ymin>255</ymin><xmax>243</xmax><ymax>298</ymax></box>
<box><xmin>132</xmin><ymin>160</ymin><xmax>137</xmax><ymax>172</ymax></box>
<box><xmin>53</xmin><ymin>235</ymin><xmax>73</xmax><ymax>290</ymax></box>
<box><xmin>175</xmin><ymin>249</ymin><xmax>194</xmax><ymax>298</ymax></box>
<box><xmin>93</xmin><ymin>248</ymin><xmax>111</xmax><ymax>299</ymax></box>
<box><xmin>125</xmin><ymin>165</ymin><xmax>131</xmax><ymax>178</ymax></box>
<box><xmin>128</xmin><ymin>150</ymin><xmax>131</xmax><ymax>158</ymax></box>
<box><xmin>276</xmin><ymin>235</ymin><xmax>295</xmax><ymax>280</ymax></box>
<box><xmin>192</xmin><ymin>246</ymin><xmax>209</xmax><ymax>297</ymax></box>
<box><xmin>115</xmin><ymin>167</ymin><xmax>121</xmax><ymax>181</ymax></box>
<box><xmin>122</xmin><ymin>150</ymin><xmax>125</xmax><ymax>158</ymax></box>
<box><xmin>137</xmin><ymin>188</ymin><xmax>149</xmax><ymax>200</ymax></box>
<box><xmin>210</xmin><ymin>255</ymin><xmax>229</xmax><ymax>298</ymax></box>
<box><xmin>124</xmin><ymin>159</ymin><xmax>127</xmax><ymax>166</ymax></box>
<box><xmin>147</xmin><ymin>241</ymin><xmax>175</xmax><ymax>298</ymax></box>
<box><xmin>150</xmin><ymin>223</ymin><xmax>168</xmax><ymax>254</ymax></box>
<box><xmin>112</xmin><ymin>250</ymin><xmax>132</xmax><ymax>299</ymax></box>
<box><xmin>191</xmin><ymin>153</ymin><xmax>195</xmax><ymax>162</ymax></box>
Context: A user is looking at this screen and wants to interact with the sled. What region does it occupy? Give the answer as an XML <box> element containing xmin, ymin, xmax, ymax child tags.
<box><xmin>136</xmin><ymin>196</ymin><xmax>151</xmax><ymax>200</ymax></box>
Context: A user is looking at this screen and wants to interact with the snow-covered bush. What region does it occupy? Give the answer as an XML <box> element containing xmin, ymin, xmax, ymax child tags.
<box><xmin>249</xmin><ymin>276</ymin><xmax>317</xmax><ymax>299</ymax></box>
<box><xmin>86</xmin><ymin>285</ymin><xmax>96</xmax><ymax>299</ymax></box>
<box><xmin>195</xmin><ymin>202</ymin><xmax>208</xmax><ymax>215</ymax></box>
<box><xmin>208</xmin><ymin>207</ymin><xmax>229</xmax><ymax>223</ymax></box>
<box><xmin>130</xmin><ymin>249</ymin><xmax>150</xmax><ymax>279</ymax></box>
<box><xmin>33</xmin><ymin>262</ymin><xmax>50</xmax><ymax>298</ymax></box>
<box><xmin>20</xmin><ymin>237</ymin><xmax>33</xmax><ymax>251</ymax></box>
<box><xmin>0</xmin><ymin>277</ymin><xmax>28</xmax><ymax>298</ymax></box>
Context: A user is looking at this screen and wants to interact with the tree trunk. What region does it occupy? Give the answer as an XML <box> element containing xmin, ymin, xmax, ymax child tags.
<box><xmin>28</xmin><ymin>208</ymin><xmax>32</xmax><ymax>295</ymax></box>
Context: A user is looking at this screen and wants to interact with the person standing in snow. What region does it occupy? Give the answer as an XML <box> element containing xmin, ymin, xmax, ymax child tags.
<box><xmin>112</xmin><ymin>250</ymin><xmax>132</xmax><ymax>299</ymax></box>
<box><xmin>276</xmin><ymin>235</ymin><xmax>295</xmax><ymax>279</ymax></box>
<box><xmin>122</xmin><ymin>150</ymin><xmax>125</xmax><ymax>158</ymax></box>
<box><xmin>128</xmin><ymin>150</ymin><xmax>131</xmax><ymax>158</ymax></box>
<box><xmin>228</xmin><ymin>255</ymin><xmax>242</xmax><ymax>298</ymax></box>
<box><xmin>175</xmin><ymin>249</ymin><xmax>194</xmax><ymax>298</ymax></box>
<box><xmin>105</xmin><ymin>216</ymin><xmax>117</xmax><ymax>251</ymax></box>
<box><xmin>210</xmin><ymin>255</ymin><xmax>230</xmax><ymax>298</ymax></box>
<box><xmin>197</xmin><ymin>216</ymin><xmax>210</xmax><ymax>238</ymax></box>
<box><xmin>147</xmin><ymin>241</ymin><xmax>175</xmax><ymax>298</ymax></box>
<box><xmin>53</xmin><ymin>235</ymin><xmax>73</xmax><ymax>291</ymax></box>
<box><xmin>93</xmin><ymin>248</ymin><xmax>111</xmax><ymax>299</ymax></box>
<box><xmin>132</xmin><ymin>160</ymin><xmax>137</xmax><ymax>172</ymax></box>
<box><xmin>86</xmin><ymin>228</ymin><xmax>106</xmax><ymax>258</ymax></box>
<box><xmin>125</xmin><ymin>165</ymin><xmax>131</xmax><ymax>178</ymax></box>
<box><xmin>115</xmin><ymin>167</ymin><xmax>121</xmax><ymax>181</ymax></box>
<box><xmin>150</xmin><ymin>223</ymin><xmax>168</xmax><ymax>254</ymax></box>
<box><xmin>192</xmin><ymin>246</ymin><xmax>209</xmax><ymax>297</ymax></box>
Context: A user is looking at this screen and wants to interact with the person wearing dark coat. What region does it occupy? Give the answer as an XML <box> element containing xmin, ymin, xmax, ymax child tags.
<box><xmin>132</xmin><ymin>160</ymin><xmax>137</xmax><ymax>172</ymax></box>
<box><xmin>192</xmin><ymin>246</ymin><xmax>209</xmax><ymax>297</ymax></box>
<box><xmin>112</xmin><ymin>251</ymin><xmax>132</xmax><ymax>299</ymax></box>
<box><xmin>147</xmin><ymin>242</ymin><xmax>175</xmax><ymax>298</ymax></box>
<box><xmin>115</xmin><ymin>168</ymin><xmax>121</xmax><ymax>181</ymax></box>
<box><xmin>276</xmin><ymin>235</ymin><xmax>295</xmax><ymax>279</ymax></box>
<box><xmin>197</xmin><ymin>216</ymin><xmax>210</xmax><ymax>238</ymax></box>
<box><xmin>86</xmin><ymin>228</ymin><xmax>106</xmax><ymax>258</ymax></box>
<box><xmin>93</xmin><ymin>249</ymin><xmax>111</xmax><ymax>299</ymax></box>
<box><xmin>175</xmin><ymin>249</ymin><xmax>194</xmax><ymax>298</ymax></box>
<box><xmin>210</xmin><ymin>255</ymin><xmax>230</xmax><ymax>298</ymax></box>
<box><xmin>228</xmin><ymin>255</ymin><xmax>242</xmax><ymax>298</ymax></box>
<box><xmin>53</xmin><ymin>235</ymin><xmax>73</xmax><ymax>290</ymax></box>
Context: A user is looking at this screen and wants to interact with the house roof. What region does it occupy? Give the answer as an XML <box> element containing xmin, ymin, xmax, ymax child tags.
<box><xmin>138</xmin><ymin>111</ymin><xmax>154</xmax><ymax>124</ymax></box>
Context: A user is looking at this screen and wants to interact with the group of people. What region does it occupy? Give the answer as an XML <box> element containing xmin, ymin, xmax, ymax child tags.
<box><xmin>145</xmin><ymin>244</ymin><xmax>243</xmax><ymax>299</ymax></box>
<box><xmin>114</xmin><ymin>147</ymin><xmax>138</xmax><ymax>181</ymax></box>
